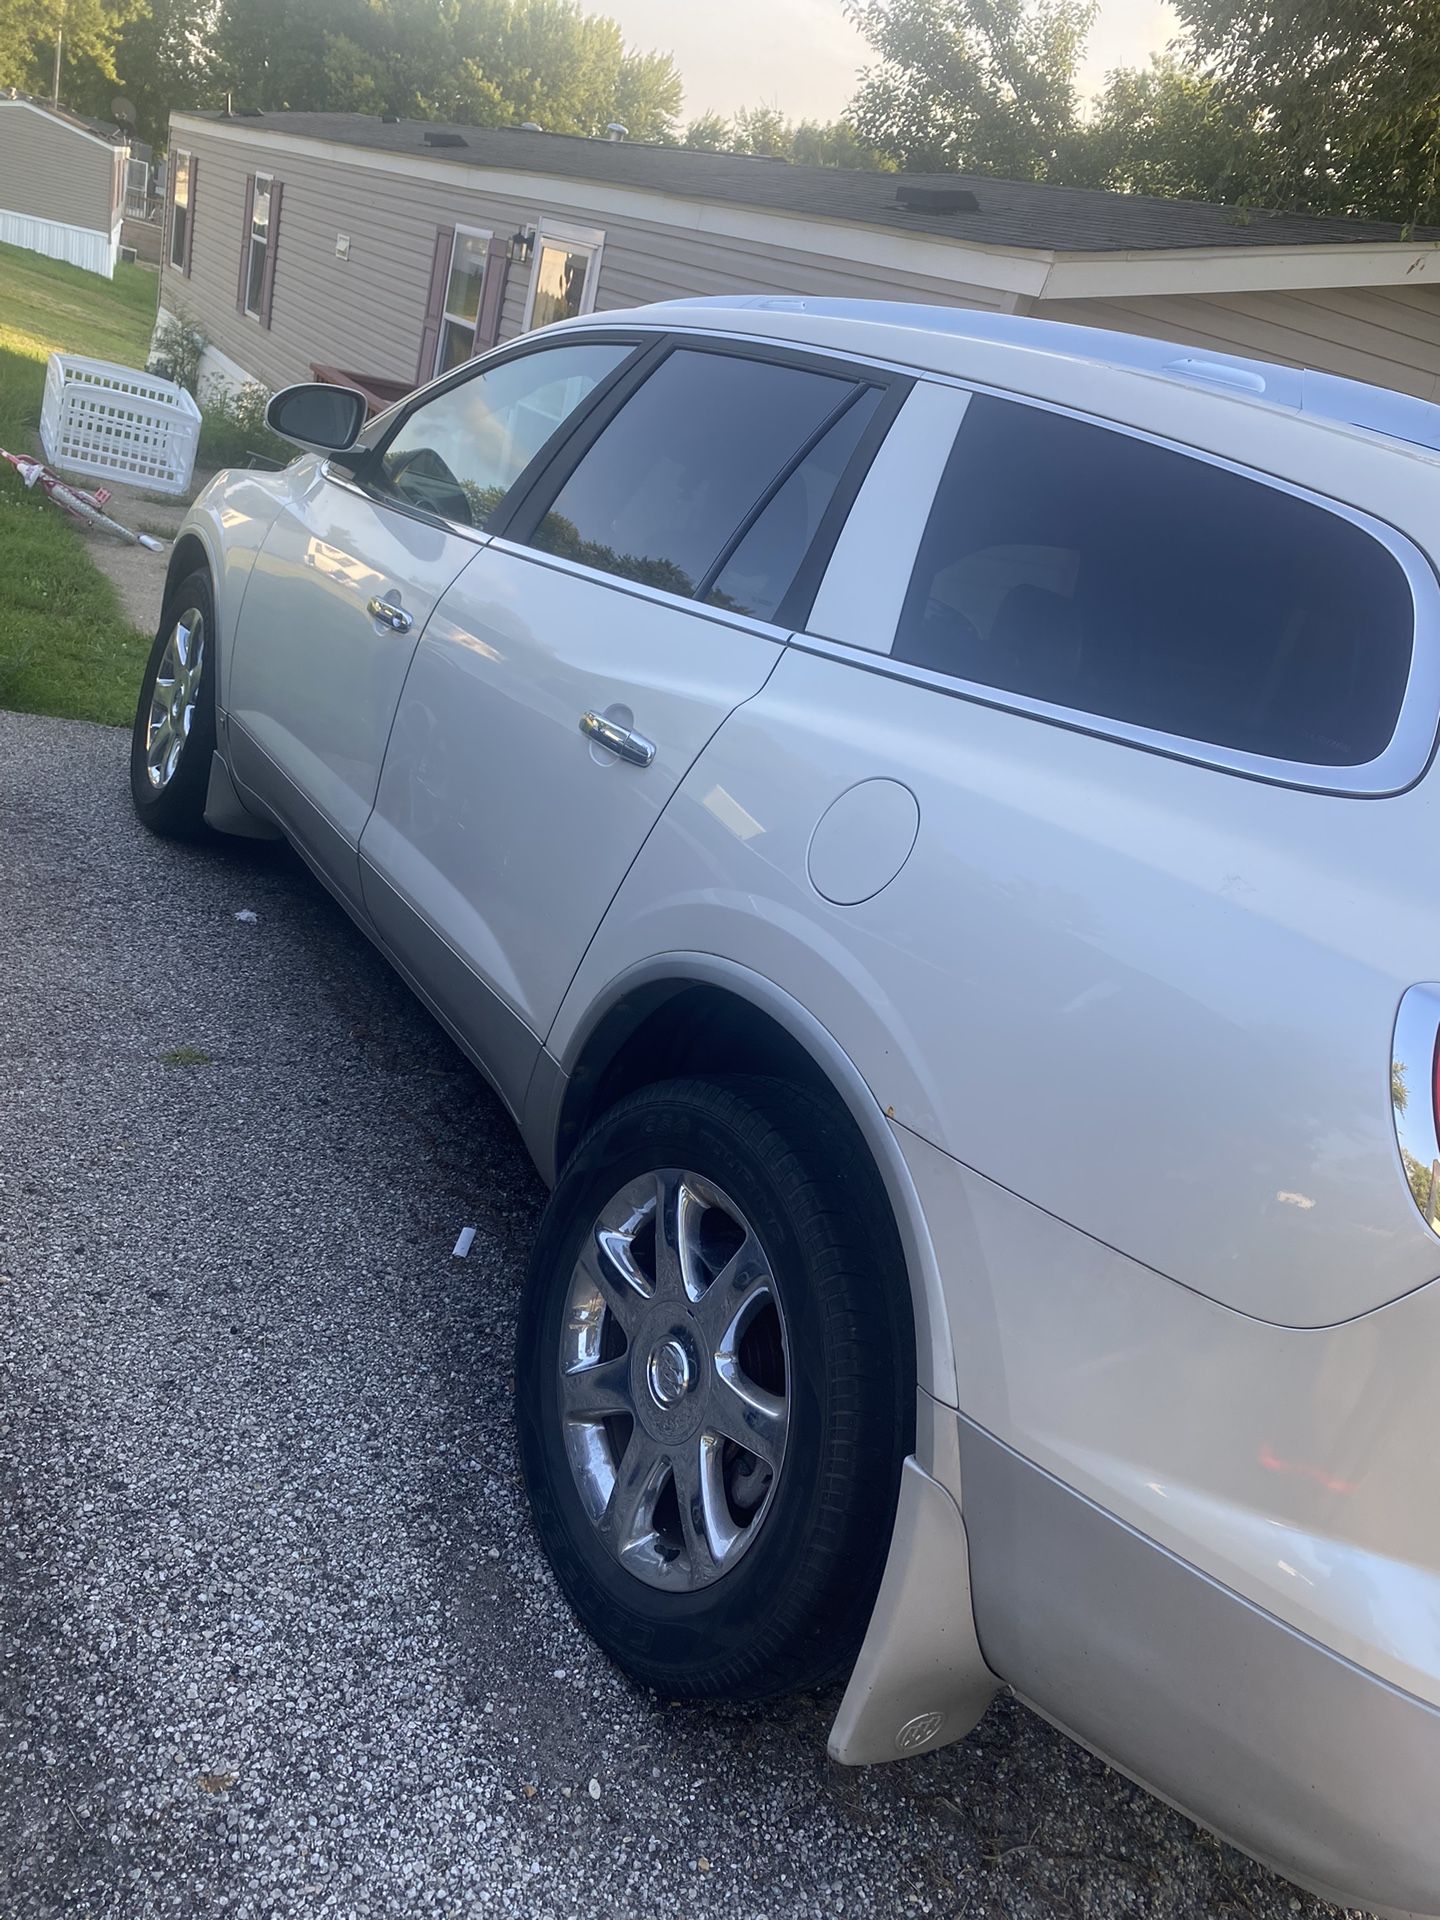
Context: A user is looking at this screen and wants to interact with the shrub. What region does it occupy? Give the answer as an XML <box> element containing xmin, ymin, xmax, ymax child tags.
<box><xmin>148</xmin><ymin>310</ymin><xmax>206</xmax><ymax>395</ymax></box>
<box><xmin>197</xmin><ymin>378</ymin><xmax>292</xmax><ymax>472</ymax></box>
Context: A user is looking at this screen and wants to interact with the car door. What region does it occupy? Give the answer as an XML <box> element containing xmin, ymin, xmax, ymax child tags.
<box><xmin>359</xmin><ymin>338</ymin><xmax>903</xmax><ymax>1113</ymax></box>
<box><xmin>224</xmin><ymin>335</ymin><xmax>637</xmax><ymax>905</ymax></box>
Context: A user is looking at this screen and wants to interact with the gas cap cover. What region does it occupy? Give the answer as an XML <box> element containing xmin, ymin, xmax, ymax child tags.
<box><xmin>806</xmin><ymin>779</ymin><xmax>920</xmax><ymax>906</ymax></box>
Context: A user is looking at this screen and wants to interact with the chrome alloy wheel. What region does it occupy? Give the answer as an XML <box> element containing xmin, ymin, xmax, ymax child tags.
<box><xmin>559</xmin><ymin>1169</ymin><xmax>791</xmax><ymax>1592</ymax></box>
<box><xmin>144</xmin><ymin>608</ymin><xmax>206</xmax><ymax>790</ymax></box>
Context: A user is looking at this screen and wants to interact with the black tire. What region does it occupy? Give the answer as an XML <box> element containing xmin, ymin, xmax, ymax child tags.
<box><xmin>515</xmin><ymin>1075</ymin><xmax>914</xmax><ymax>1701</ymax></box>
<box><xmin>130</xmin><ymin>568</ymin><xmax>217</xmax><ymax>839</ymax></box>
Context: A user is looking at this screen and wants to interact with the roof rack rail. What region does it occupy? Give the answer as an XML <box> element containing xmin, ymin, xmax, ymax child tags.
<box><xmin>657</xmin><ymin>296</ymin><xmax>1440</xmax><ymax>453</ymax></box>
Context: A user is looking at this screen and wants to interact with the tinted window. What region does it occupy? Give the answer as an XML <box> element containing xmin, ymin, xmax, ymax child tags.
<box><xmin>527</xmin><ymin>349</ymin><xmax>862</xmax><ymax>600</ymax></box>
<box><xmin>706</xmin><ymin>387</ymin><xmax>882</xmax><ymax>622</ymax></box>
<box><xmin>897</xmin><ymin>394</ymin><xmax>1415</xmax><ymax>767</ymax></box>
<box><xmin>376</xmin><ymin>341</ymin><xmax>631</xmax><ymax>527</ymax></box>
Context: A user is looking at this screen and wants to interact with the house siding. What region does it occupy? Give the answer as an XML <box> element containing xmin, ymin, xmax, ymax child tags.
<box><xmin>0</xmin><ymin>103</ymin><xmax>119</xmax><ymax>232</ymax></box>
<box><xmin>1033</xmin><ymin>285</ymin><xmax>1440</xmax><ymax>402</ymax></box>
<box><xmin>159</xmin><ymin>120</ymin><xmax>1018</xmax><ymax>395</ymax></box>
<box><xmin>158</xmin><ymin>116</ymin><xmax>1440</xmax><ymax>406</ymax></box>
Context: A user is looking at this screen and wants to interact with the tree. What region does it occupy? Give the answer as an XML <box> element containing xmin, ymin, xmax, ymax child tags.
<box><xmin>1081</xmin><ymin>54</ymin><xmax>1262</xmax><ymax>203</ymax></box>
<box><xmin>0</xmin><ymin>0</ymin><xmax>144</xmax><ymax>96</ymax></box>
<box><xmin>682</xmin><ymin>104</ymin><xmax>895</xmax><ymax>169</ymax></box>
<box><xmin>683</xmin><ymin>109</ymin><xmax>730</xmax><ymax>151</ymax></box>
<box><xmin>1172</xmin><ymin>0</ymin><xmax>1440</xmax><ymax>224</ymax></box>
<box><xmin>844</xmin><ymin>0</ymin><xmax>1096</xmax><ymax>177</ymax></box>
<box><xmin>199</xmin><ymin>0</ymin><xmax>682</xmax><ymax>139</ymax></box>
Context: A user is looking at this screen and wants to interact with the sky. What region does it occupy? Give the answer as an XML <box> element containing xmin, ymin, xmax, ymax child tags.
<box><xmin>604</xmin><ymin>0</ymin><xmax>1178</xmax><ymax>123</ymax></box>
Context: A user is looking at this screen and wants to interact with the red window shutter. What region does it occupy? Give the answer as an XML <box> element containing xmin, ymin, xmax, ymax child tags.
<box><xmin>183</xmin><ymin>154</ymin><xmax>196</xmax><ymax>276</ymax></box>
<box><xmin>471</xmin><ymin>235</ymin><xmax>510</xmax><ymax>355</ymax></box>
<box><xmin>237</xmin><ymin>172</ymin><xmax>255</xmax><ymax>313</ymax></box>
<box><xmin>417</xmin><ymin>224</ymin><xmax>454</xmax><ymax>383</ymax></box>
<box><xmin>259</xmin><ymin>178</ymin><xmax>282</xmax><ymax>328</ymax></box>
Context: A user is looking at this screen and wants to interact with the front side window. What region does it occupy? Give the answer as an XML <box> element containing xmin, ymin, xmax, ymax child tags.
<box><xmin>374</xmin><ymin>340</ymin><xmax>633</xmax><ymax>527</ymax></box>
<box><xmin>525</xmin><ymin>349</ymin><xmax>866</xmax><ymax>602</ymax></box>
<box><xmin>243</xmin><ymin>174</ymin><xmax>272</xmax><ymax>318</ymax></box>
<box><xmin>526</xmin><ymin>225</ymin><xmax>603</xmax><ymax>331</ymax></box>
<box><xmin>169</xmin><ymin>150</ymin><xmax>191</xmax><ymax>270</ymax></box>
<box><xmin>896</xmin><ymin>393</ymin><xmax>1415</xmax><ymax>768</ymax></box>
<box><xmin>435</xmin><ymin>227</ymin><xmax>491</xmax><ymax>376</ymax></box>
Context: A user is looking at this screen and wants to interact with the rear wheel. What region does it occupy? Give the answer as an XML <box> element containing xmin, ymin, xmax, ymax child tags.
<box><xmin>130</xmin><ymin>569</ymin><xmax>216</xmax><ymax>838</ymax></box>
<box><xmin>515</xmin><ymin>1075</ymin><xmax>913</xmax><ymax>1701</ymax></box>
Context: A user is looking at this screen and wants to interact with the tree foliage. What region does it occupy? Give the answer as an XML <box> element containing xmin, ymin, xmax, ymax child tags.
<box><xmin>845</xmin><ymin>0</ymin><xmax>1096</xmax><ymax>177</ymax></box>
<box><xmin>55</xmin><ymin>0</ymin><xmax>681</xmax><ymax>146</ymax></box>
<box><xmin>682</xmin><ymin>104</ymin><xmax>895</xmax><ymax>170</ymax></box>
<box><xmin>1171</xmin><ymin>0</ymin><xmax>1440</xmax><ymax>224</ymax></box>
<box><xmin>1080</xmin><ymin>54</ymin><xmax>1262</xmax><ymax>203</ymax></box>
<box><xmin>0</xmin><ymin>0</ymin><xmax>146</xmax><ymax>94</ymax></box>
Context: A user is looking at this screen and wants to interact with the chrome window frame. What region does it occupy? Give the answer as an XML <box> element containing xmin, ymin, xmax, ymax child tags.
<box><xmin>801</xmin><ymin>370</ymin><xmax>1440</xmax><ymax>799</ymax></box>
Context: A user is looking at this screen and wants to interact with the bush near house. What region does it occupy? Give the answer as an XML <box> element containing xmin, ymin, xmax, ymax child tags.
<box><xmin>0</xmin><ymin>243</ymin><xmax>157</xmax><ymax>725</ymax></box>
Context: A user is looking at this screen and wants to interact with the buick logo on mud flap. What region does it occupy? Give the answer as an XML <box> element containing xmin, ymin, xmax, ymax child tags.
<box><xmin>895</xmin><ymin>1712</ymin><xmax>944</xmax><ymax>1753</ymax></box>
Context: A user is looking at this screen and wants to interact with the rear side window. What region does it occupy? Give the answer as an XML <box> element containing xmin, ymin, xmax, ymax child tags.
<box><xmin>525</xmin><ymin>348</ymin><xmax>866</xmax><ymax>605</ymax></box>
<box><xmin>706</xmin><ymin>387</ymin><xmax>882</xmax><ymax>622</ymax></box>
<box><xmin>896</xmin><ymin>394</ymin><xmax>1415</xmax><ymax>767</ymax></box>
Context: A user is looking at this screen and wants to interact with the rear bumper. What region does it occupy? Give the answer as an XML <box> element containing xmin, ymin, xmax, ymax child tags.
<box><xmin>960</xmin><ymin>1417</ymin><xmax>1440</xmax><ymax>1919</ymax></box>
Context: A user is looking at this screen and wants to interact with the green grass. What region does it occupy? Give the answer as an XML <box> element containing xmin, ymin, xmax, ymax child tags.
<box><xmin>0</xmin><ymin>242</ymin><xmax>159</xmax><ymax>726</ymax></box>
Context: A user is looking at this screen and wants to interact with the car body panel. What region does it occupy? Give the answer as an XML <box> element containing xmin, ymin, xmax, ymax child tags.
<box><xmin>358</xmin><ymin>539</ymin><xmax>785</xmax><ymax>1051</ymax></box>
<box><xmin>225</xmin><ymin>459</ymin><xmax>480</xmax><ymax>900</ymax></box>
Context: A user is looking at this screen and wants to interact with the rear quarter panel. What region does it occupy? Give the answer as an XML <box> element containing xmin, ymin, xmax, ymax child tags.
<box><xmin>551</xmin><ymin>642</ymin><xmax>1440</xmax><ymax>1329</ymax></box>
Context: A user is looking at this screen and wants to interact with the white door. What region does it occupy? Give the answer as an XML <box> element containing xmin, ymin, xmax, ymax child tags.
<box><xmin>359</xmin><ymin>340</ymin><xmax>894</xmax><ymax>1106</ymax></box>
<box><xmin>224</xmin><ymin>336</ymin><xmax>634</xmax><ymax>902</ymax></box>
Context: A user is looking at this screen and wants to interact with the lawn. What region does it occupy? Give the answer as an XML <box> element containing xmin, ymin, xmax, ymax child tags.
<box><xmin>0</xmin><ymin>243</ymin><xmax>159</xmax><ymax>726</ymax></box>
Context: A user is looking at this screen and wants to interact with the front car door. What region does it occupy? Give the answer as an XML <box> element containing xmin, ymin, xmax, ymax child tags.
<box><xmin>224</xmin><ymin>337</ymin><xmax>632</xmax><ymax>903</ymax></box>
<box><xmin>358</xmin><ymin>333</ymin><xmax>906</xmax><ymax>1115</ymax></box>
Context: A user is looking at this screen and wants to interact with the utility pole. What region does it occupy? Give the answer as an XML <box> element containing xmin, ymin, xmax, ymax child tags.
<box><xmin>50</xmin><ymin>3</ymin><xmax>64</xmax><ymax>107</ymax></box>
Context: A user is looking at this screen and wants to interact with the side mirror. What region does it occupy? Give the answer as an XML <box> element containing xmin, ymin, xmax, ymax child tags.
<box><xmin>265</xmin><ymin>382</ymin><xmax>367</xmax><ymax>453</ymax></box>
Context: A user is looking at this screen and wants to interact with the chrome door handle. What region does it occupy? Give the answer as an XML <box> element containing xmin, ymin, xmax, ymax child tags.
<box><xmin>367</xmin><ymin>596</ymin><xmax>413</xmax><ymax>633</ymax></box>
<box><xmin>580</xmin><ymin>711</ymin><xmax>656</xmax><ymax>767</ymax></box>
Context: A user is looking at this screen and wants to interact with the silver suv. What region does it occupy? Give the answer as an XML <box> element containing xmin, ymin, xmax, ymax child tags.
<box><xmin>133</xmin><ymin>298</ymin><xmax>1440</xmax><ymax>1918</ymax></box>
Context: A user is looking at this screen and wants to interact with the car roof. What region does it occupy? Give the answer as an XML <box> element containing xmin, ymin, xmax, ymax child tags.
<box><xmin>604</xmin><ymin>295</ymin><xmax>1440</xmax><ymax>457</ymax></box>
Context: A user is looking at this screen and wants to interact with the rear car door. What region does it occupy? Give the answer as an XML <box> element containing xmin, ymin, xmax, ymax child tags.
<box><xmin>359</xmin><ymin>336</ymin><xmax>904</xmax><ymax>1113</ymax></box>
<box><xmin>224</xmin><ymin>337</ymin><xmax>634</xmax><ymax>904</ymax></box>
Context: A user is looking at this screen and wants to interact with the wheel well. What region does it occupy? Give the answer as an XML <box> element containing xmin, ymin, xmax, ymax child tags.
<box><xmin>557</xmin><ymin>983</ymin><xmax>841</xmax><ymax>1173</ymax></box>
<box><xmin>165</xmin><ymin>532</ymin><xmax>210</xmax><ymax>606</ymax></box>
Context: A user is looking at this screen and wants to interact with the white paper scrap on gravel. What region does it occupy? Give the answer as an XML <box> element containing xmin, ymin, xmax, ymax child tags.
<box><xmin>234</xmin><ymin>909</ymin><xmax>258</xmax><ymax>924</ymax></box>
<box><xmin>453</xmin><ymin>1226</ymin><xmax>477</xmax><ymax>1259</ymax></box>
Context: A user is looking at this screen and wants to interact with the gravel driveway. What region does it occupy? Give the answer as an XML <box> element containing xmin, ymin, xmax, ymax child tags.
<box><xmin>0</xmin><ymin>710</ymin><xmax>1360</xmax><ymax>1920</ymax></box>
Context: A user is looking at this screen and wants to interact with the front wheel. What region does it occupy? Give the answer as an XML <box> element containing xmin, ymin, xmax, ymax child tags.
<box><xmin>130</xmin><ymin>568</ymin><xmax>217</xmax><ymax>838</ymax></box>
<box><xmin>515</xmin><ymin>1076</ymin><xmax>913</xmax><ymax>1701</ymax></box>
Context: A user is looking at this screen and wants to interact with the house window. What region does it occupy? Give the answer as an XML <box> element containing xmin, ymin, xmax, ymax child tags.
<box><xmin>243</xmin><ymin>174</ymin><xmax>272</xmax><ymax>318</ymax></box>
<box><xmin>169</xmin><ymin>150</ymin><xmax>191</xmax><ymax>270</ymax></box>
<box><xmin>434</xmin><ymin>227</ymin><xmax>492</xmax><ymax>376</ymax></box>
<box><xmin>524</xmin><ymin>221</ymin><xmax>604</xmax><ymax>332</ymax></box>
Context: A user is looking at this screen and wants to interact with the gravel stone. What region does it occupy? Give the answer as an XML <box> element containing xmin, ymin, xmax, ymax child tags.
<box><xmin>0</xmin><ymin>711</ymin><xmax>1365</xmax><ymax>1919</ymax></box>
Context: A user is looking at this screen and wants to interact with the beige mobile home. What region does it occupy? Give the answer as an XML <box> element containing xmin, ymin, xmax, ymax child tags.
<box><xmin>0</xmin><ymin>93</ymin><xmax>129</xmax><ymax>276</ymax></box>
<box><xmin>158</xmin><ymin>108</ymin><xmax>1440</xmax><ymax>405</ymax></box>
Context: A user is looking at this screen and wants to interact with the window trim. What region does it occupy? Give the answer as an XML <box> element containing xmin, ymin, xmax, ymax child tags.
<box><xmin>522</xmin><ymin>218</ymin><xmax>605</xmax><ymax>333</ymax></box>
<box><xmin>433</xmin><ymin>223</ymin><xmax>494</xmax><ymax>378</ymax></box>
<box><xmin>807</xmin><ymin>374</ymin><xmax>1440</xmax><ymax>799</ymax></box>
<box><xmin>242</xmin><ymin>171</ymin><xmax>273</xmax><ymax>320</ymax></box>
<box><xmin>168</xmin><ymin>148</ymin><xmax>192</xmax><ymax>272</ymax></box>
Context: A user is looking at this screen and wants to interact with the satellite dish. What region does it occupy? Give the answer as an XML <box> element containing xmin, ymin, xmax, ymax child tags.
<box><xmin>111</xmin><ymin>96</ymin><xmax>136</xmax><ymax>125</ymax></box>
